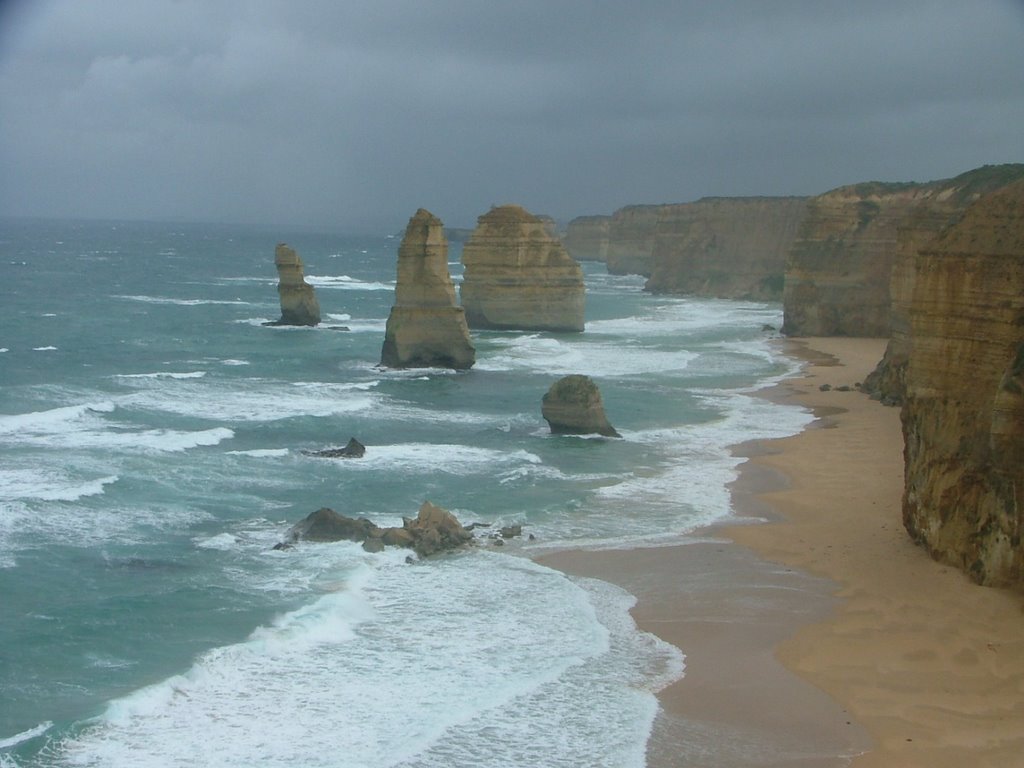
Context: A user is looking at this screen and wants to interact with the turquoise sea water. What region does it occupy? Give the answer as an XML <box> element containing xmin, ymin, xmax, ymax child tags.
<box><xmin>0</xmin><ymin>218</ymin><xmax>812</xmax><ymax>767</ymax></box>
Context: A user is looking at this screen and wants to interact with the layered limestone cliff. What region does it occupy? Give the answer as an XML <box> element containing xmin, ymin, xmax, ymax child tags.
<box><xmin>381</xmin><ymin>209</ymin><xmax>475</xmax><ymax>369</ymax></box>
<box><xmin>901</xmin><ymin>179</ymin><xmax>1024</xmax><ymax>587</ymax></box>
<box><xmin>270</xmin><ymin>243</ymin><xmax>320</xmax><ymax>326</ymax></box>
<box><xmin>782</xmin><ymin>181</ymin><xmax>937</xmax><ymax>337</ymax></box>
<box><xmin>563</xmin><ymin>215</ymin><xmax>610</xmax><ymax>262</ymax></box>
<box><xmin>865</xmin><ymin>165</ymin><xmax>1024</xmax><ymax>403</ymax></box>
<box><xmin>460</xmin><ymin>205</ymin><xmax>585</xmax><ymax>332</ymax></box>
<box><xmin>604</xmin><ymin>205</ymin><xmax>669</xmax><ymax>276</ymax></box>
<box><xmin>644</xmin><ymin>197</ymin><xmax>808</xmax><ymax>300</ymax></box>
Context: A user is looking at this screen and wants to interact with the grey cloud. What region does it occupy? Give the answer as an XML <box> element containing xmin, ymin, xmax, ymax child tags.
<box><xmin>1</xmin><ymin>0</ymin><xmax>1022</xmax><ymax>231</ymax></box>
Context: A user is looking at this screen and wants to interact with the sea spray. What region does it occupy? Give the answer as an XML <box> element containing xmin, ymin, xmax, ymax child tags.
<box><xmin>0</xmin><ymin>219</ymin><xmax>812</xmax><ymax>767</ymax></box>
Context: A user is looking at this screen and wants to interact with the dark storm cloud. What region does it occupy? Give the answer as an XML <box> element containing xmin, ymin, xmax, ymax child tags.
<box><xmin>1</xmin><ymin>0</ymin><xmax>1022</xmax><ymax>231</ymax></box>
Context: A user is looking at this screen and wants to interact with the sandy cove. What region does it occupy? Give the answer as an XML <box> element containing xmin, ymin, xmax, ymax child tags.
<box><xmin>541</xmin><ymin>337</ymin><xmax>1024</xmax><ymax>768</ymax></box>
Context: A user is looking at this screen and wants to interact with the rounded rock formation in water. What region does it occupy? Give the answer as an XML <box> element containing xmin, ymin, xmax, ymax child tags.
<box><xmin>460</xmin><ymin>205</ymin><xmax>585</xmax><ymax>332</ymax></box>
<box><xmin>541</xmin><ymin>374</ymin><xmax>621</xmax><ymax>437</ymax></box>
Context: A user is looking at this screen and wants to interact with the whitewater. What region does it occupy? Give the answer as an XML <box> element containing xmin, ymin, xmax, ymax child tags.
<box><xmin>0</xmin><ymin>217</ymin><xmax>812</xmax><ymax>767</ymax></box>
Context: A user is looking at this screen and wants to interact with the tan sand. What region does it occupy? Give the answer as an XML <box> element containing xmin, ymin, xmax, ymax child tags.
<box><xmin>542</xmin><ymin>337</ymin><xmax>1024</xmax><ymax>768</ymax></box>
<box><xmin>729</xmin><ymin>337</ymin><xmax>1024</xmax><ymax>768</ymax></box>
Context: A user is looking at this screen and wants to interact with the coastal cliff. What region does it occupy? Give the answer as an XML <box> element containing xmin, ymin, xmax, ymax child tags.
<box><xmin>381</xmin><ymin>209</ymin><xmax>475</xmax><ymax>369</ymax></box>
<box><xmin>644</xmin><ymin>197</ymin><xmax>808</xmax><ymax>300</ymax></box>
<box><xmin>781</xmin><ymin>181</ymin><xmax>938</xmax><ymax>337</ymax></box>
<box><xmin>460</xmin><ymin>205</ymin><xmax>585</xmax><ymax>332</ymax></box>
<box><xmin>563</xmin><ymin>215</ymin><xmax>610</xmax><ymax>262</ymax></box>
<box><xmin>865</xmin><ymin>164</ymin><xmax>1024</xmax><ymax>402</ymax></box>
<box><xmin>604</xmin><ymin>205</ymin><xmax>668</xmax><ymax>276</ymax></box>
<box><xmin>901</xmin><ymin>179</ymin><xmax>1024</xmax><ymax>587</ymax></box>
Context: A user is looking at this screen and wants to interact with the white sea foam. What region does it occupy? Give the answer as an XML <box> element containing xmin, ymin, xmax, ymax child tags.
<box><xmin>225</xmin><ymin>448</ymin><xmax>290</xmax><ymax>458</ymax></box>
<box><xmin>115</xmin><ymin>371</ymin><xmax>207</xmax><ymax>380</ymax></box>
<box><xmin>219</xmin><ymin>359</ymin><xmax>250</xmax><ymax>366</ymax></box>
<box><xmin>115</xmin><ymin>294</ymin><xmax>250</xmax><ymax>306</ymax></box>
<box><xmin>476</xmin><ymin>333</ymin><xmax>699</xmax><ymax>377</ymax></box>
<box><xmin>587</xmin><ymin>300</ymin><xmax>781</xmax><ymax>338</ymax></box>
<box><xmin>195</xmin><ymin>533</ymin><xmax>238</xmax><ymax>550</ymax></box>
<box><xmin>0</xmin><ymin>402</ymin><xmax>116</xmax><ymax>435</ymax></box>
<box><xmin>50</xmin><ymin>552</ymin><xmax>672</xmax><ymax>768</ymax></box>
<box><xmin>591</xmin><ymin>389</ymin><xmax>814</xmax><ymax>535</ymax></box>
<box><xmin>305</xmin><ymin>274</ymin><xmax>394</xmax><ymax>291</ymax></box>
<box><xmin>32</xmin><ymin>346</ymin><xmax>57</xmax><ymax>351</ymax></box>
<box><xmin>0</xmin><ymin>348</ymin><xmax>8</xmax><ymax>353</ymax></box>
<box><xmin>118</xmin><ymin>379</ymin><xmax>379</xmax><ymax>422</ymax></box>
<box><xmin>0</xmin><ymin>401</ymin><xmax>233</xmax><ymax>452</ymax></box>
<box><xmin>0</xmin><ymin>720</ymin><xmax>53</xmax><ymax>749</ymax></box>
<box><xmin>0</xmin><ymin>468</ymin><xmax>118</xmax><ymax>502</ymax></box>
<box><xmin>336</xmin><ymin>317</ymin><xmax>387</xmax><ymax>333</ymax></box>
<box><xmin>320</xmin><ymin>442</ymin><xmax>542</xmax><ymax>475</ymax></box>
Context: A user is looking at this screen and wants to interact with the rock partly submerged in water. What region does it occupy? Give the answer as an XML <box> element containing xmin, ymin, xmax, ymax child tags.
<box><xmin>380</xmin><ymin>208</ymin><xmax>475</xmax><ymax>370</ymax></box>
<box><xmin>303</xmin><ymin>437</ymin><xmax>366</xmax><ymax>459</ymax></box>
<box><xmin>277</xmin><ymin>501</ymin><xmax>475</xmax><ymax>558</ymax></box>
<box><xmin>542</xmin><ymin>374</ymin><xmax>621</xmax><ymax>438</ymax></box>
<box><xmin>264</xmin><ymin>243</ymin><xmax>321</xmax><ymax>327</ymax></box>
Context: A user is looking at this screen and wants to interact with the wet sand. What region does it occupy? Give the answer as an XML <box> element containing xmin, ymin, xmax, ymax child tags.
<box><xmin>541</xmin><ymin>337</ymin><xmax>1024</xmax><ymax>767</ymax></box>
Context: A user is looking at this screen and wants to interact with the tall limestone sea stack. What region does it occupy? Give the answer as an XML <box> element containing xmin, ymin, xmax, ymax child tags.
<box><xmin>460</xmin><ymin>205</ymin><xmax>585</xmax><ymax>332</ymax></box>
<box><xmin>380</xmin><ymin>209</ymin><xmax>475</xmax><ymax>370</ymax></box>
<box><xmin>270</xmin><ymin>243</ymin><xmax>321</xmax><ymax>326</ymax></box>
<box><xmin>901</xmin><ymin>179</ymin><xmax>1024</xmax><ymax>587</ymax></box>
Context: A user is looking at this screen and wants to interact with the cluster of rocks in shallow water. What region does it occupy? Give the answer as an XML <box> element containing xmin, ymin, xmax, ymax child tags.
<box><xmin>275</xmin><ymin>501</ymin><xmax>527</xmax><ymax>558</ymax></box>
<box><xmin>265</xmin><ymin>212</ymin><xmax>621</xmax><ymax>559</ymax></box>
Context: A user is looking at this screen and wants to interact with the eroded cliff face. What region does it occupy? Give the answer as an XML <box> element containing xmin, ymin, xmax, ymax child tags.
<box><xmin>865</xmin><ymin>165</ymin><xmax>1024</xmax><ymax>403</ymax></box>
<box><xmin>644</xmin><ymin>197</ymin><xmax>808</xmax><ymax>300</ymax></box>
<box><xmin>272</xmin><ymin>244</ymin><xmax>321</xmax><ymax>326</ymax></box>
<box><xmin>605</xmin><ymin>205</ymin><xmax>670</xmax><ymax>276</ymax></box>
<box><xmin>901</xmin><ymin>179</ymin><xmax>1024</xmax><ymax>587</ymax></box>
<box><xmin>563</xmin><ymin>215</ymin><xmax>611</xmax><ymax>262</ymax></box>
<box><xmin>460</xmin><ymin>205</ymin><xmax>585</xmax><ymax>332</ymax></box>
<box><xmin>782</xmin><ymin>181</ymin><xmax>939</xmax><ymax>337</ymax></box>
<box><xmin>381</xmin><ymin>209</ymin><xmax>475</xmax><ymax>369</ymax></box>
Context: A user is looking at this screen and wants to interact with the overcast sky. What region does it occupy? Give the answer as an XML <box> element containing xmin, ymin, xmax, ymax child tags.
<box><xmin>1</xmin><ymin>0</ymin><xmax>1022</xmax><ymax>232</ymax></box>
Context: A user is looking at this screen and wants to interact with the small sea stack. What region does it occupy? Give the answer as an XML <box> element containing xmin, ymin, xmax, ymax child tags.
<box><xmin>542</xmin><ymin>374</ymin><xmax>621</xmax><ymax>437</ymax></box>
<box><xmin>380</xmin><ymin>208</ymin><xmax>475</xmax><ymax>370</ymax></box>
<box><xmin>267</xmin><ymin>243</ymin><xmax>321</xmax><ymax>326</ymax></box>
<box><xmin>460</xmin><ymin>204</ymin><xmax>585</xmax><ymax>332</ymax></box>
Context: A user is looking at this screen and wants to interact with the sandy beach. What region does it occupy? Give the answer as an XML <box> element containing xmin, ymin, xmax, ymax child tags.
<box><xmin>542</xmin><ymin>337</ymin><xmax>1024</xmax><ymax>767</ymax></box>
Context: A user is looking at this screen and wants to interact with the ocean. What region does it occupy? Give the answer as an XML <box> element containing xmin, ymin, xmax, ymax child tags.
<box><xmin>0</xmin><ymin>217</ymin><xmax>812</xmax><ymax>767</ymax></box>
